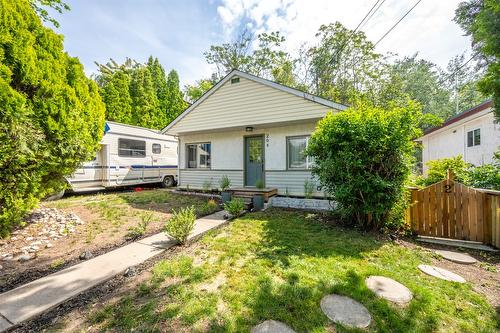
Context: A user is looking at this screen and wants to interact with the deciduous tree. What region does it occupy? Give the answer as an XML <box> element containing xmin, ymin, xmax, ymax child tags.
<box><xmin>455</xmin><ymin>0</ymin><xmax>499</xmax><ymax>119</ymax></box>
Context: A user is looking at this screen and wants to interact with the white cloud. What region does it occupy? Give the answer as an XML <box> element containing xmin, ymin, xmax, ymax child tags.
<box><xmin>215</xmin><ymin>0</ymin><xmax>471</xmax><ymax>68</ymax></box>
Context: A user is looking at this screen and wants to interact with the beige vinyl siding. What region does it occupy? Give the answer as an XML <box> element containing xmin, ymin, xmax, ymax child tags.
<box><xmin>169</xmin><ymin>77</ymin><xmax>333</xmax><ymax>134</ymax></box>
<box><xmin>265</xmin><ymin>171</ymin><xmax>324</xmax><ymax>197</ymax></box>
<box><xmin>179</xmin><ymin>170</ymin><xmax>243</xmax><ymax>189</ymax></box>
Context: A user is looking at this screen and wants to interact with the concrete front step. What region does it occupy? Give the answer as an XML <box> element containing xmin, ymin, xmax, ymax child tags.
<box><xmin>0</xmin><ymin>211</ymin><xmax>228</xmax><ymax>332</ymax></box>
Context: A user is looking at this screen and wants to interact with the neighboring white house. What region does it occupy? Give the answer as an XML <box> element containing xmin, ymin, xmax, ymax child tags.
<box><xmin>67</xmin><ymin>121</ymin><xmax>178</xmax><ymax>192</ymax></box>
<box><xmin>418</xmin><ymin>100</ymin><xmax>499</xmax><ymax>172</ymax></box>
<box><xmin>161</xmin><ymin>69</ymin><xmax>347</xmax><ymax>197</ymax></box>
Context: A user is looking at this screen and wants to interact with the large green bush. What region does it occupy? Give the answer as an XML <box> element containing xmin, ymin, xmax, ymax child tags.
<box><xmin>307</xmin><ymin>101</ymin><xmax>425</xmax><ymax>229</ymax></box>
<box><xmin>0</xmin><ymin>0</ymin><xmax>105</xmax><ymax>236</ymax></box>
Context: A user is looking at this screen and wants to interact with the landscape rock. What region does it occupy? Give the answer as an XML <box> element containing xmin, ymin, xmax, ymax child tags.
<box><xmin>17</xmin><ymin>254</ymin><xmax>35</xmax><ymax>262</ymax></box>
<box><xmin>123</xmin><ymin>266</ymin><xmax>137</xmax><ymax>277</ymax></box>
<box><xmin>79</xmin><ymin>251</ymin><xmax>93</xmax><ymax>260</ymax></box>
<box><xmin>320</xmin><ymin>294</ymin><xmax>372</xmax><ymax>328</ymax></box>
<box><xmin>251</xmin><ymin>320</ymin><xmax>296</xmax><ymax>333</ymax></box>
<box><xmin>0</xmin><ymin>207</ymin><xmax>84</xmax><ymax>260</ymax></box>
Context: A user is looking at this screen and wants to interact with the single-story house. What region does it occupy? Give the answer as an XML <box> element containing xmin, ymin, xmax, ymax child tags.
<box><xmin>161</xmin><ymin>69</ymin><xmax>347</xmax><ymax>197</ymax></box>
<box><xmin>418</xmin><ymin>99</ymin><xmax>499</xmax><ymax>172</ymax></box>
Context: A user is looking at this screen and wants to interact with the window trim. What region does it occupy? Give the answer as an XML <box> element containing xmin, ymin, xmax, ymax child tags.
<box><xmin>118</xmin><ymin>138</ymin><xmax>146</xmax><ymax>158</ymax></box>
<box><xmin>152</xmin><ymin>143</ymin><xmax>162</xmax><ymax>154</ymax></box>
<box><xmin>185</xmin><ymin>142</ymin><xmax>212</xmax><ymax>169</ymax></box>
<box><xmin>466</xmin><ymin>128</ymin><xmax>481</xmax><ymax>147</ymax></box>
<box><xmin>286</xmin><ymin>135</ymin><xmax>312</xmax><ymax>170</ymax></box>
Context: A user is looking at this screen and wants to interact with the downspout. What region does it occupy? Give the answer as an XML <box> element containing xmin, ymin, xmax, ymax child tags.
<box><xmin>177</xmin><ymin>135</ymin><xmax>180</xmax><ymax>187</ymax></box>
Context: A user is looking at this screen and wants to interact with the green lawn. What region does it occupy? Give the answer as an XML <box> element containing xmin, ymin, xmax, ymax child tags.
<box><xmin>85</xmin><ymin>209</ymin><xmax>497</xmax><ymax>332</ymax></box>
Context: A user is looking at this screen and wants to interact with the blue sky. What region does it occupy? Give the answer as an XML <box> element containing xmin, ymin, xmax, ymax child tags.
<box><xmin>50</xmin><ymin>0</ymin><xmax>471</xmax><ymax>87</ymax></box>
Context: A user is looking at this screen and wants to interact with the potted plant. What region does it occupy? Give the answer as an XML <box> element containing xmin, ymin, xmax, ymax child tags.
<box><xmin>219</xmin><ymin>175</ymin><xmax>232</xmax><ymax>203</ymax></box>
<box><xmin>252</xmin><ymin>179</ymin><xmax>265</xmax><ymax>211</ymax></box>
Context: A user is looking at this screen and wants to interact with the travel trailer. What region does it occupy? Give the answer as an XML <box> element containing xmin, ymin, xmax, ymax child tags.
<box><xmin>66</xmin><ymin>121</ymin><xmax>178</xmax><ymax>192</ymax></box>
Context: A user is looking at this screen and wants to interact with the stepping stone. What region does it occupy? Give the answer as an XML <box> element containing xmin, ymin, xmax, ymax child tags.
<box><xmin>365</xmin><ymin>276</ymin><xmax>413</xmax><ymax>304</ymax></box>
<box><xmin>320</xmin><ymin>294</ymin><xmax>372</xmax><ymax>328</ymax></box>
<box><xmin>418</xmin><ymin>265</ymin><xmax>466</xmax><ymax>283</ymax></box>
<box><xmin>251</xmin><ymin>320</ymin><xmax>296</xmax><ymax>333</ymax></box>
<box><xmin>435</xmin><ymin>250</ymin><xmax>477</xmax><ymax>264</ymax></box>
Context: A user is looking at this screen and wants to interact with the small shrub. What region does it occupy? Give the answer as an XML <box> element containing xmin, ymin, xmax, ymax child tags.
<box><xmin>468</xmin><ymin>163</ymin><xmax>500</xmax><ymax>190</ymax></box>
<box><xmin>165</xmin><ymin>206</ymin><xmax>196</xmax><ymax>244</ymax></box>
<box><xmin>219</xmin><ymin>175</ymin><xmax>231</xmax><ymax>191</ymax></box>
<box><xmin>202</xmin><ymin>180</ymin><xmax>213</xmax><ymax>193</ymax></box>
<box><xmin>126</xmin><ymin>212</ymin><xmax>153</xmax><ymax>240</ymax></box>
<box><xmin>416</xmin><ymin>152</ymin><xmax>500</xmax><ymax>190</ymax></box>
<box><xmin>50</xmin><ymin>258</ymin><xmax>65</xmax><ymax>269</ymax></box>
<box><xmin>304</xmin><ymin>179</ymin><xmax>314</xmax><ymax>199</ymax></box>
<box><xmin>199</xmin><ymin>199</ymin><xmax>219</xmax><ymax>216</ymax></box>
<box><xmin>224</xmin><ymin>198</ymin><xmax>245</xmax><ymax>217</ymax></box>
<box><xmin>255</xmin><ymin>179</ymin><xmax>265</xmax><ymax>189</ymax></box>
<box><xmin>416</xmin><ymin>155</ymin><xmax>470</xmax><ymax>187</ymax></box>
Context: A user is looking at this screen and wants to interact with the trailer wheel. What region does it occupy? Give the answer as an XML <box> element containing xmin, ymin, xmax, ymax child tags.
<box><xmin>162</xmin><ymin>176</ymin><xmax>175</xmax><ymax>188</ymax></box>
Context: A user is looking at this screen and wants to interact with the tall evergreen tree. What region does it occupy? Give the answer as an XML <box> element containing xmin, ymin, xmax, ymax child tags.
<box><xmin>147</xmin><ymin>56</ymin><xmax>168</xmax><ymax>115</ymax></box>
<box><xmin>1</xmin><ymin>0</ymin><xmax>105</xmax><ymax>235</ymax></box>
<box><xmin>165</xmin><ymin>70</ymin><xmax>188</xmax><ymax>124</ymax></box>
<box><xmin>101</xmin><ymin>71</ymin><xmax>132</xmax><ymax>123</ymax></box>
<box><xmin>130</xmin><ymin>67</ymin><xmax>159</xmax><ymax>129</ymax></box>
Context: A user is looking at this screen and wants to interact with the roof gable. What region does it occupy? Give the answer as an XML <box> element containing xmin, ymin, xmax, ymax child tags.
<box><xmin>163</xmin><ymin>70</ymin><xmax>347</xmax><ymax>135</ymax></box>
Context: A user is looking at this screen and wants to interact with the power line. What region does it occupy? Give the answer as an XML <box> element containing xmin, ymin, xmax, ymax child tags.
<box><xmin>358</xmin><ymin>0</ymin><xmax>387</xmax><ymax>32</ymax></box>
<box><xmin>436</xmin><ymin>53</ymin><xmax>477</xmax><ymax>86</ymax></box>
<box><xmin>374</xmin><ymin>0</ymin><xmax>422</xmax><ymax>47</ymax></box>
<box><xmin>330</xmin><ymin>0</ymin><xmax>385</xmax><ymax>65</ymax></box>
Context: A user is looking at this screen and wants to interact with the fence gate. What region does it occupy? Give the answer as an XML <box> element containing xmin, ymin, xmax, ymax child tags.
<box><xmin>408</xmin><ymin>176</ymin><xmax>499</xmax><ymax>244</ymax></box>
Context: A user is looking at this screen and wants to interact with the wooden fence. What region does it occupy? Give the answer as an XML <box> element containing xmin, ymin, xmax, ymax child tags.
<box><xmin>406</xmin><ymin>174</ymin><xmax>500</xmax><ymax>248</ymax></box>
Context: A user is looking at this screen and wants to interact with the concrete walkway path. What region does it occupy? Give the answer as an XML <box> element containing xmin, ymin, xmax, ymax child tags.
<box><xmin>0</xmin><ymin>211</ymin><xmax>227</xmax><ymax>332</ymax></box>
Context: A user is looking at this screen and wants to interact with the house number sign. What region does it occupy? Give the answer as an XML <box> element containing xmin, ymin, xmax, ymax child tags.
<box><xmin>266</xmin><ymin>134</ymin><xmax>270</xmax><ymax>147</ymax></box>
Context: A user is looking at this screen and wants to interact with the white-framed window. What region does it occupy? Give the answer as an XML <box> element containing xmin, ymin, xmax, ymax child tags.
<box><xmin>287</xmin><ymin>136</ymin><xmax>313</xmax><ymax>169</ymax></box>
<box><xmin>152</xmin><ymin>143</ymin><xmax>161</xmax><ymax>154</ymax></box>
<box><xmin>186</xmin><ymin>143</ymin><xmax>211</xmax><ymax>169</ymax></box>
<box><xmin>467</xmin><ymin>128</ymin><xmax>480</xmax><ymax>147</ymax></box>
<box><xmin>118</xmin><ymin>138</ymin><xmax>146</xmax><ymax>157</ymax></box>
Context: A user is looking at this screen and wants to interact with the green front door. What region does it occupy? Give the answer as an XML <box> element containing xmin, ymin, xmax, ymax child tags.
<box><xmin>245</xmin><ymin>136</ymin><xmax>264</xmax><ymax>187</ymax></box>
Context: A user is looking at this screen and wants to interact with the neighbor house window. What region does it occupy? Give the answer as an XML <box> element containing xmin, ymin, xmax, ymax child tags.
<box><xmin>118</xmin><ymin>138</ymin><xmax>146</xmax><ymax>157</ymax></box>
<box><xmin>287</xmin><ymin>136</ymin><xmax>312</xmax><ymax>169</ymax></box>
<box><xmin>186</xmin><ymin>143</ymin><xmax>211</xmax><ymax>168</ymax></box>
<box><xmin>467</xmin><ymin>129</ymin><xmax>481</xmax><ymax>147</ymax></box>
<box><xmin>152</xmin><ymin>143</ymin><xmax>161</xmax><ymax>154</ymax></box>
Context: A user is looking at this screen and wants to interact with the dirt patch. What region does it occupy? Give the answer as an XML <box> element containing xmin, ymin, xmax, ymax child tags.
<box><xmin>0</xmin><ymin>189</ymin><xmax>219</xmax><ymax>292</ymax></box>
<box><xmin>8</xmin><ymin>241</ymin><xmax>197</xmax><ymax>333</ymax></box>
<box><xmin>398</xmin><ymin>238</ymin><xmax>500</xmax><ymax>307</ymax></box>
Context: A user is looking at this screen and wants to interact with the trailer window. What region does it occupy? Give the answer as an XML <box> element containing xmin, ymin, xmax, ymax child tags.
<box><xmin>152</xmin><ymin>143</ymin><xmax>161</xmax><ymax>154</ymax></box>
<box><xmin>118</xmin><ymin>138</ymin><xmax>146</xmax><ymax>157</ymax></box>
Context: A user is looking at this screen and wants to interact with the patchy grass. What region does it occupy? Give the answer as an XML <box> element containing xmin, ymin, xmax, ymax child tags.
<box><xmin>77</xmin><ymin>209</ymin><xmax>498</xmax><ymax>332</ymax></box>
<box><xmin>45</xmin><ymin>189</ymin><xmax>219</xmax><ymax>242</ymax></box>
<box><xmin>1</xmin><ymin>189</ymin><xmax>220</xmax><ymax>292</ymax></box>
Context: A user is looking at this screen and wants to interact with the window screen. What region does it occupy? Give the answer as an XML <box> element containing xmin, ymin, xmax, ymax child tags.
<box><xmin>186</xmin><ymin>143</ymin><xmax>211</xmax><ymax>168</ymax></box>
<box><xmin>287</xmin><ymin>136</ymin><xmax>312</xmax><ymax>169</ymax></box>
<box><xmin>118</xmin><ymin>138</ymin><xmax>146</xmax><ymax>157</ymax></box>
<box><xmin>152</xmin><ymin>143</ymin><xmax>161</xmax><ymax>154</ymax></box>
<box><xmin>467</xmin><ymin>129</ymin><xmax>480</xmax><ymax>147</ymax></box>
